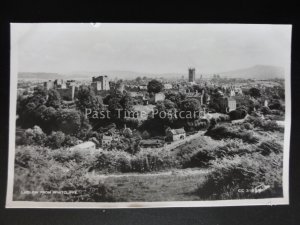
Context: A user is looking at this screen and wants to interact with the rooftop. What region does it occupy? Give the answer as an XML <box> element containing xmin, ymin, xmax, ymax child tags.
<box><xmin>169</xmin><ymin>128</ymin><xmax>185</xmax><ymax>135</ymax></box>
<box><xmin>102</xmin><ymin>135</ymin><xmax>113</xmax><ymax>140</ymax></box>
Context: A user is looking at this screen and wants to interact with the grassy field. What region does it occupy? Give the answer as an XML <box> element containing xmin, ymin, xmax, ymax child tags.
<box><xmin>89</xmin><ymin>168</ymin><xmax>210</xmax><ymax>202</ymax></box>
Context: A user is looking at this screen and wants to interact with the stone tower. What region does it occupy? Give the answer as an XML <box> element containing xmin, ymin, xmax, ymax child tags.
<box><xmin>188</xmin><ymin>68</ymin><xmax>195</xmax><ymax>83</ymax></box>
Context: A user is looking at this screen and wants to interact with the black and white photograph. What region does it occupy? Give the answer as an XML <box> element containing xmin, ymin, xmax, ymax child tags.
<box><xmin>6</xmin><ymin>23</ymin><xmax>291</xmax><ymax>208</ymax></box>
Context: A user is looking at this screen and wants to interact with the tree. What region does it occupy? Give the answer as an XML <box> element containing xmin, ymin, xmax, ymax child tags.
<box><xmin>18</xmin><ymin>102</ymin><xmax>37</xmax><ymax>128</ymax></box>
<box><xmin>165</xmin><ymin>91</ymin><xmax>186</xmax><ymax>107</ymax></box>
<box><xmin>30</xmin><ymin>86</ymin><xmax>48</xmax><ymax>106</ymax></box>
<box><xmin>135</xmin><ymin>76</ymin><xmax>142</xmax><ymax>83</ymax></box>
<box><xmin>123</xmin><ymin>127</ymin><xmax>133</xmax><ymax>138</ymax></box>
<box><xmin>47</xmin><ymin>89</ymin><xmax>61</xmax><ymax>108</ymax></box>
<box><xmin>269</xmin><ymin>100</ymin><xmax>284</xmax><ymax>111</ymax></box>
<box><xmin>228</xmin><ymin>109</ymin><xmax>247</xmax><ymax>120</ymax></box>
<box><xmin>261</xmin><ymin>106</ymin><xmax>271</xmax><ymax>115</ymax></box>
<box><xmin>63</xmin><ymin>135</ymin><xmax>79</xmax><ymax>147</ymax></box>
<box><xmin>41</xmin><ymin>106</ymin><xmax>57</xmax><ymax>133</ymax></box>
<box><xmin>249</xmin><ymin>87</ymin><xmax>261</xmax><ymax>98</ymax></box>
<box><xmin>46</xmin><ymin>131</ymin><xmax>66</xmax><ymax>149</ymax></box>
<box><xmin>33</xmin><ymin>105</ymin><xmax>48</xmax><ymax>126</ymax></box>
<box><xmin>192</xmin><ymin>85</ymin><xmax>203</xmax><ymax>93</ymax></box>
<box><xmin>180</xmin><ymin>98</ymin><xmax>201</xmax><ymax>120</ymax></box>
<box><xmin>56</xmin><ymin>109</ymin><xmax>82</xmax><ymax>135</ymax></box>
<box><xmin>108</xmin><ymin>97</ymin><xmax>123</xmax><ymax>121</ymax></box>
<box><xmin>142</xmin><ymin>130</ymin><xmax>150</xmax><ymax>139</ymax></box>
<box><xmin>151</xmin><ymin>99</ymin><xmax>179</xmax><ymax>132</ymax></box>
<box><xmin>20</xmin><ymin>125</ymin><xmax>46</xmax><ymax>146</ymax></box>
<box><xmin>76</xmin><ymin>86</ymin><xmax>103</xmax><ymax>112</ymax></box>
<box><xmin>147</xmin><ymin>79</ymin><xmax>163</xmax><ymax>93</ymax></box>
<box><xmin>120</xmin><ymin>93</ymin><xmax>133</xmax><ymax>111</ymax></box>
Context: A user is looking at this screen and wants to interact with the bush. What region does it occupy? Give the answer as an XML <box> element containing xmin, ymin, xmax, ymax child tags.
<box><xmin>131</xmin><ymin>149</ymin><xmax>178</xmax><ymax>172</ymax></box>
<box><xmin>93</xmin><ymin>148</ymin><xmax>178</xmax><ymax>173</ymax></box>
<box><xmin>209</xmin><ymin>117</ymin><xmax>217</xmax><ymax>127</ymax></box>
<box><xmin>213</xmin><ymin>139</ymin><xmax>253</xmax><ymax>158</ymax></box>
<box><xmin>14</xmin><ymin>145</ymin><xmax>51</xmax><ymax>168</ymax></box>
<box><xmin>123</xmin><ymin>128</ymin><xmax>133</xmax><ymax>138</ymax></box>
<box><xmin>256</xmin><ymin>140</ymin><xmax>282</xmax><ymax>156</ymax></box>
<box><xmin>63</xmin><ymin>135</ymin><xmax>79</xmax><ymax>147</ymax></box>
<box><xmin>245</xmin><ymin>116</ymin><xmax>284</xmax><ymax>132</ymax></box>
<box><xmin>205</xmin><ymin>125</ymin><xmax>259</xmax><ymax>143</ymax></box>
<box><xmin>242</xmin><ymin>122</ymin><xmax>253</xmax><ymax>130</ymax></box>
<box><xmin>270</xmin><ymin>109</ymin><xmax>283</xmax><ymax>116</ymax></box>
<box><xmin>196</xmin><ymin>153</ymin><xmax>283</xmax><ymax>200</ymax></box>
<box><xmin>261</xmin><ymin>106</ymin><xmax>271</xmax><ymax>115</ymax></box>
<box><xmin>19</xmin><ymin>126</ymin><xmax>47</xmax><ymax>146</ymax></box>
<box><xmin>59</xmin><ymin>176</ymin><xmax>116</xmax><ymax>202</ymax></box>
<box><xmin>13</xmin><ymin>146</ymin><xmax>116</xmax><ymax>202</ymax></box>
<box><xmin>228</xmin><ymin>109</ymin><xmax>247</xmax><ymax>120</ymax></box>
<box><xmin>269</xmin><ymin>101</ymin><xmax>284</xmax><ymax>111</ymax></box>
<box><xmin>93</xmin><ymin>150</ymin><xmax>133</xmax><ymax>173</ymax></box>
<box><xmin>141</xmin><ymin>130</ymin><xmax>151</xmax><ymax>139</ymax></box>
<box><xmin>184</xmin><ymin>139</ymin><xmax>253</xmax><ymax>168</ymax></box>
<box><xmin>219</xmin><ymin>115</ymin><xmax>230</xmax><ymax>122</ymax></box>
<box><xmin>46</xmin><ymin>131</ymin><xmax>66</xmax><ymax>149</ymax></box>
<box><xmin>185</xmin><ymin>149</ymin><xmax>215</xmax><ymax>168</ymax></box>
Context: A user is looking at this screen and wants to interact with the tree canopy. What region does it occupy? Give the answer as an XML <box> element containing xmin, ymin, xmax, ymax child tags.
<box><xmin>147</xmin><ymin>79</ymin><xmax>164</xmax><ymax>93</ymax></box>
<box><xmin>249</xmin><ymin>87</ymin><xmax>261</xmax><ymax>98</ymax></box>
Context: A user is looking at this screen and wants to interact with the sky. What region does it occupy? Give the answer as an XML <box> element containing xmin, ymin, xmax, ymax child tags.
<box><xmin>11</xmin><ymin>23</ymin><xmax>292</xmax><ymax>75</ymax></box>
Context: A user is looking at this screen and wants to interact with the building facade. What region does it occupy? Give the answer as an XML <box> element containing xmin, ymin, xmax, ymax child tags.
<box><xmin>220</xmin><ymin>97</ymin><xmax>237</xmax><ymax>113</ymax></box>
<box><xmin>154</xmin><ymin>92</ymin><xmax>165</xmax><ymax>102</ymax></box>
<box><xmin>92</xmin><ymin>75</ymin><xmax>110</xmax><ymax>91</ymax></box>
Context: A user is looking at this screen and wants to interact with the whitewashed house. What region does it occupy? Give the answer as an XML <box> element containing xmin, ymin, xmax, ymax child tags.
<box><xmin>102</xmin><ymin>135</ymin><xmax>113</xmax><ymax>147</ymax></box>
<box><xmin>166</xmin><ymin>128</ymin><xmax>186</xmax><ymax>142</ymax></box>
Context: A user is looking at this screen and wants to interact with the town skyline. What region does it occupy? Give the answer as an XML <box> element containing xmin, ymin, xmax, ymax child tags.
<box><xmin>18</xmin><ymin>64</ymin><xmax>286</xmax><ymax>81</ymax></box>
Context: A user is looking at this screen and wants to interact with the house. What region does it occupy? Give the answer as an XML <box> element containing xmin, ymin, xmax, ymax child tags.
<box><xmin>264</xmin><ymin>99</ymin><xmax>269</xmax><ymax>107</ymax></box>
<box><xmin>220</xmin><ymin>97</ymin><xmax>236</xmax><ymax>113</ymax></box>
<box><xmin>44</xmin><ymin>80</ymin><xmax>54</xmax><ymax>90</ymax></box>
<box><xmin>139</xmin><ymin>85</ymin><xmax>148</xmax><ymax>91</ymax></box>
<box><xmin>102</xmin><ymin>135</ymin><xmax>113</xmax><ymax>147</ymax></box>
<box><xmin>235</xmin><ymin>87</ymin><xmax>243</xmax><ymax>95</ymax></box>
<box><xmin>154</xmin><ymin>92</ymin><xmax>165</xmax><ymax>102</ymax></box>
<box><xmin>229</xmin><ymin>88</ymin><xmax>236</xmax><ymax>97</ymax></box>
<box><xmin>164</xmin><ymin>83</ymin><xmax>173</xmax><ymax>90</ymax></box>
<box><xmin>66</xmin><ymin>80</ymin><xmax>76</xmax><ymax>88</ymax></box>
<box><xmin>132</xmin><ymin>104</ymin><xmax>155</xmax><ymax>120</ymax></box>
<box><xmin>166</xmin><ymin>128</ymin><xmax>186</xmax><ymax>142</ymax></box>
<box><xmin>128</xmin><ymin>91</ymin><xmax>144</xmax><ymax>98</ymax></box>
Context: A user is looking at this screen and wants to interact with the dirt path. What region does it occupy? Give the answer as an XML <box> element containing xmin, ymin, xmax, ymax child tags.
<box><xmin>90</xmin><ymin>168</ymin><xmax>210</xmax><ymax>179</ymax></box>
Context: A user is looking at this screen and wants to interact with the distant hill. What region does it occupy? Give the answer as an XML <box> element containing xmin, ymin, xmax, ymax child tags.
<box><xmin>18</xmin><ymin>72</ymin><xmax>64</xmax><ymax>80</ymax></box>
<box><xmin>18</xmin><ymin>65</ymin><xmax>285</xmax><ymax>81</ymax></box>
<box><xmin>217</xmin><ymin>65</ymin><xmax>285</xmax><ymax>79</ymax></box>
